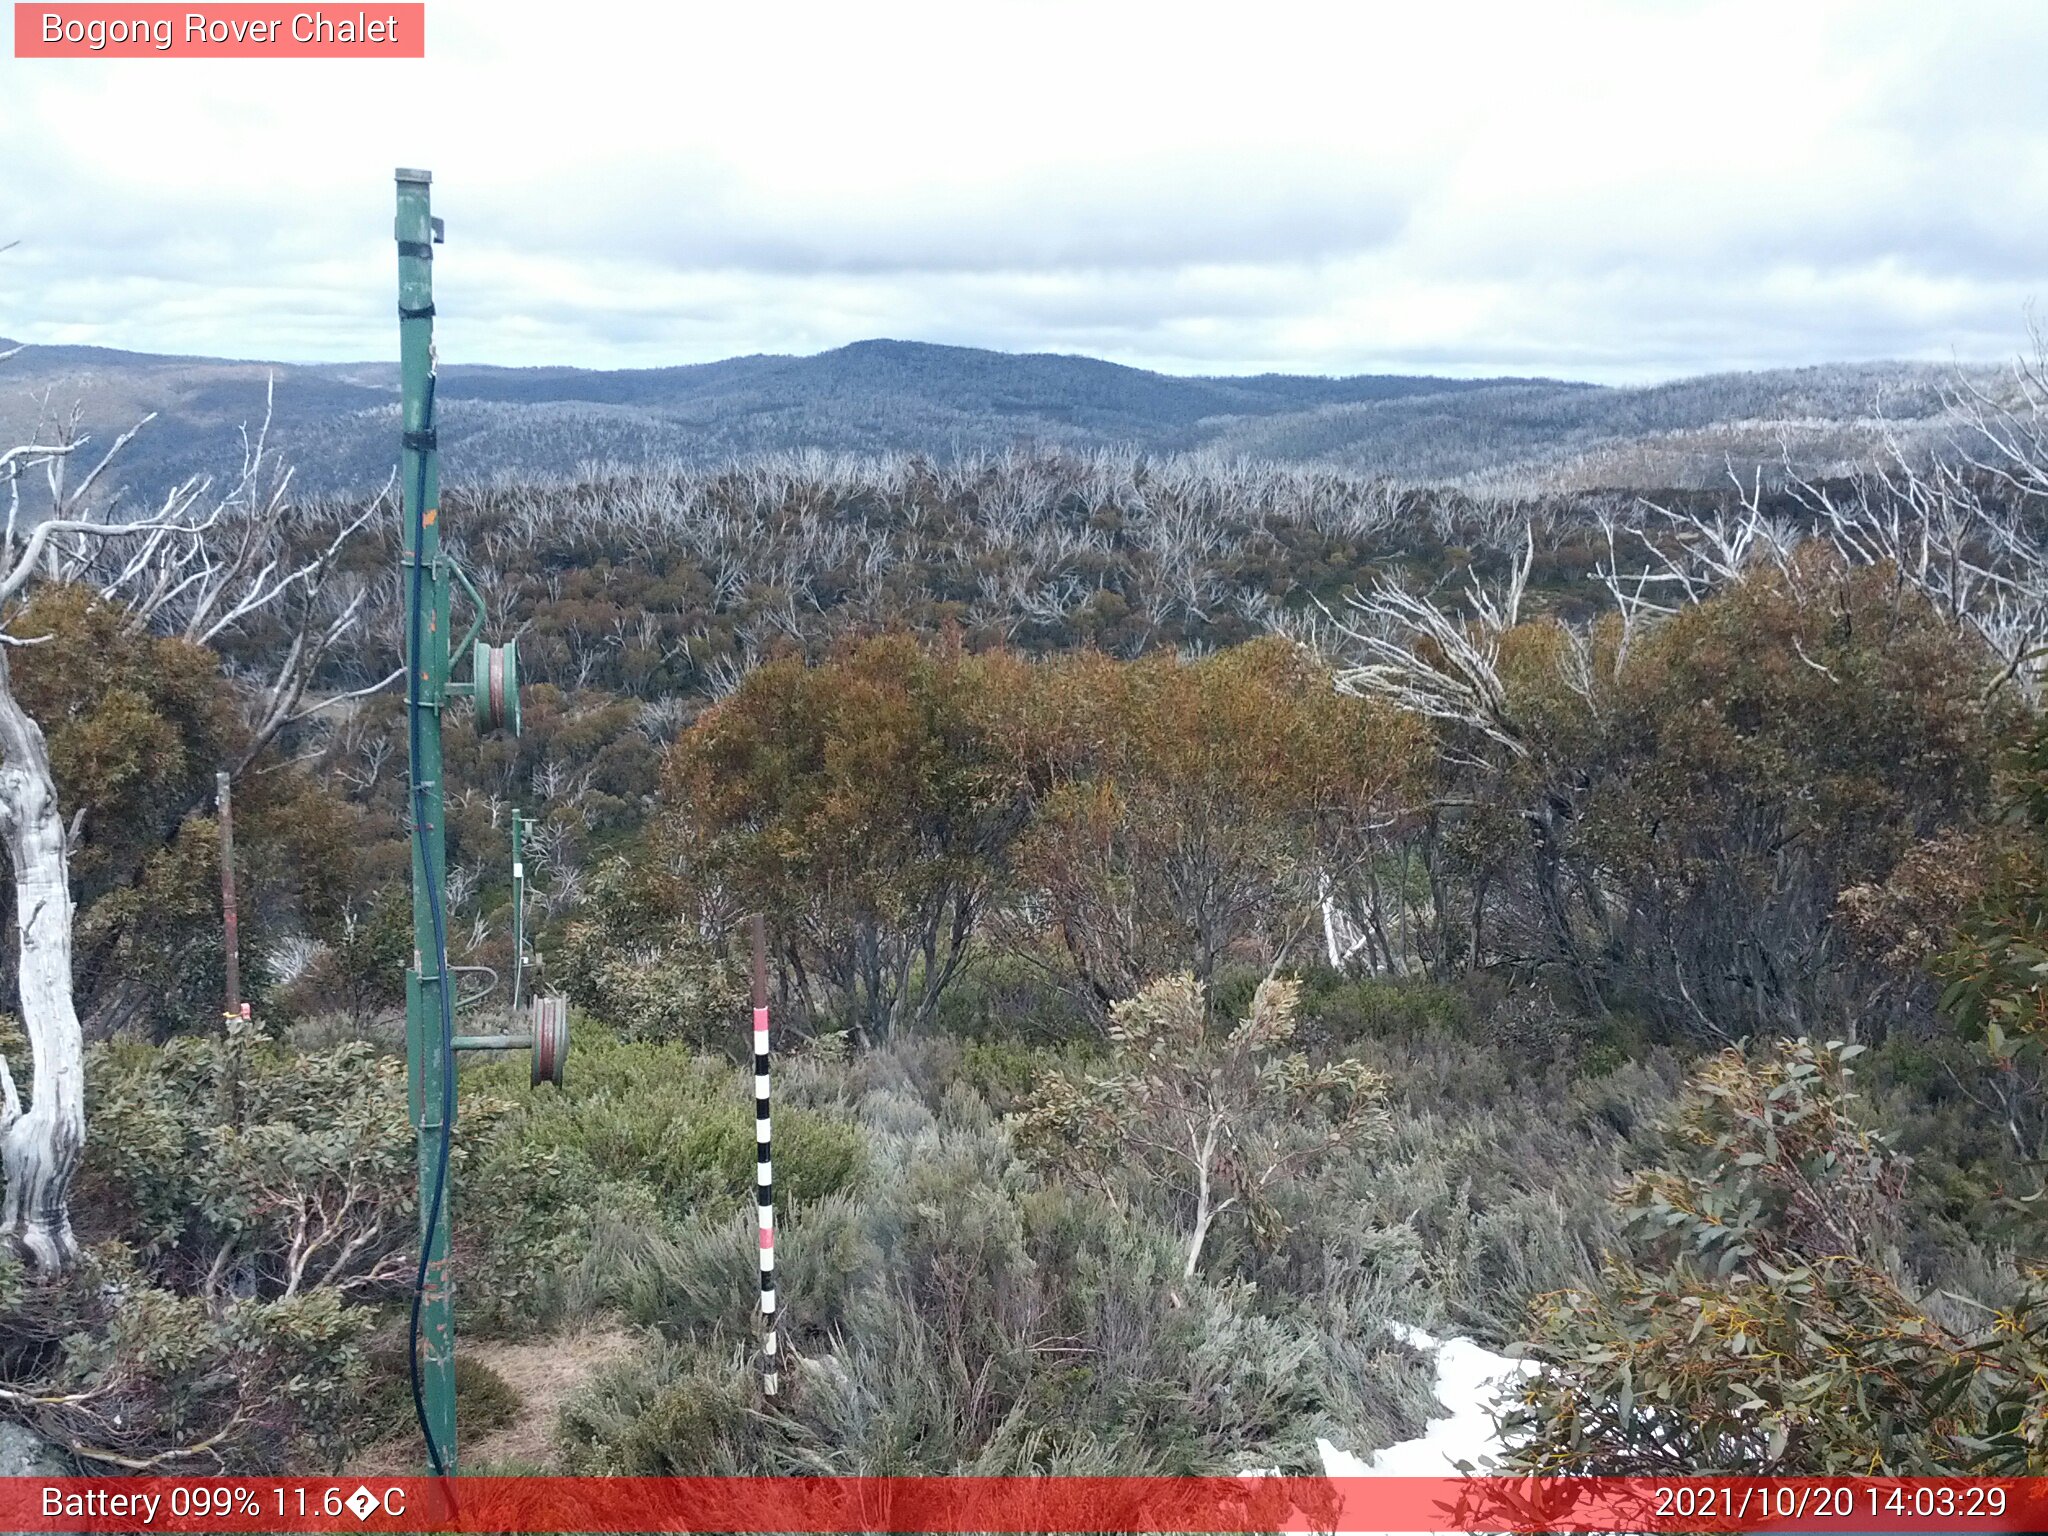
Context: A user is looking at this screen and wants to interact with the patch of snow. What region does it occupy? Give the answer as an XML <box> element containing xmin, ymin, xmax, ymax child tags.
<box><xmin>1317</xmin><ymin>1323</ymin><xmax>1535</xmax><ymax>1533</ymax></box>
<box><xmin>1242</xmin><ymin>1324</ymin><xmax>1538</xmax><ymax>1532</ymax></box>
<box><xmin>1327</xmin><ymin>1322</ymin><xmax>1531</xmax><ymax>1475</ymax></box>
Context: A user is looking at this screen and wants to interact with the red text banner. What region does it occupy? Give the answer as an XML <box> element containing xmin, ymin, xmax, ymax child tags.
<box><xmin>1</xmin><ymin>1476</ymin><xmax>2045</xmax><ymax>1532</ymax></box>
<box><xmin>14</xmin><ymin>4</ymin><xmax>424</xmax><ymax>57</ymax></box>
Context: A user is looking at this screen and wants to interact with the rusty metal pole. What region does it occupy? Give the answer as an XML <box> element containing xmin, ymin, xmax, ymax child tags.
<box><xmin>217</xmin><ymin>770</ymin><xmax>239</xmax><ymax>1021</ymax></box>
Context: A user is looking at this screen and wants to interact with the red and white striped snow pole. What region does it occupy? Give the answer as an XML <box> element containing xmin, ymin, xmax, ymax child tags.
<box><xmin>750</xmin><ymin>913</ymin><xmax>778</xmax><ymax>1396</ymax></box>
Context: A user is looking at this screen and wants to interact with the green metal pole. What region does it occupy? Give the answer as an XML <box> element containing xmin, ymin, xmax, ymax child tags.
<box><xmin>396</xmin><ymin>165</ymin><xmax>457</xmax><ymax>1474</ymax></box>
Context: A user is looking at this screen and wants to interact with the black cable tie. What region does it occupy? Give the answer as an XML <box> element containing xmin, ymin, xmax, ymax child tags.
<box><xmin>396</xmin><ymin>240</ymin><xmax>434</xmax><ymax>260</ymax></box>
<box><xmin>402</xmin><ymin>429</ymin><xmax>438</xmax><ymax>452</ymax></box>
<box><xmin>399</xmin><ymin>303</ymin><xmax>436</xmax><ymax>321</ymax></box>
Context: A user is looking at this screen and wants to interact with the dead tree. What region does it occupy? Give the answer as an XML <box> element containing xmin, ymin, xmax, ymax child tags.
<box><xmin>1326</xmin><ymin>524</ymin><xmax>1535</xmax><ymax>763</ymax></box>
<box><xmin>1313</xmin><ymin>344</ymin><xmax>2048</xmax><ymax>1018</ymax></box>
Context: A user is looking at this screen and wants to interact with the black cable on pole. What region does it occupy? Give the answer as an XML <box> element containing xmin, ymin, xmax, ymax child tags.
<box><xmin>404</xmin><ymin>373</ymin><xmax>457</xmax><ymax>1478</ymax></box>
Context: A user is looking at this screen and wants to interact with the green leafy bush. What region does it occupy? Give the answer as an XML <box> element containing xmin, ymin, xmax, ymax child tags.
<box><xmin>77</xmin><ymin>1020</ymin><xmax>419</xmax><ymax>1299</ymax></box>
<box><xmin>1503</xmin><ymin>1038</ymin><xmax>2048</xmax><ymax>1473</ymax></box>
<box><xmin>359</xmin><ymin>1349</ymin><xmax>522</xmax><ymax>1445</ymax></box>
<box><xmin>1015</xmin><ymin>974</ymin><xmax>1389</xmax><ymax>1277</ymax></box>
<box><xmin>461</xmin><ymin>1024</ymin><xmax>866</xmax><ymax>1220</ymax></box>
<box><xmin>558</xmin><ymin>1346</ymin><xmax>756</xmax><ymax>1475</ymax></box>
<box><xmin>0</xmin><ymin>1244</ymin><xmax>375</xmax><ymax>1472</ymax></box>
<box><xmin>557</xmin><ymin>856</ymin><xmax>744</xmax><ymax>1051</ymax></box>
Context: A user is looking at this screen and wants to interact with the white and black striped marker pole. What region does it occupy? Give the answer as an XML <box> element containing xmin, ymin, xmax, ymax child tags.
<box><xmin>750</xmin><ymin>913</ymin><xmax>778</xmax><ymax>1396</ymax></box>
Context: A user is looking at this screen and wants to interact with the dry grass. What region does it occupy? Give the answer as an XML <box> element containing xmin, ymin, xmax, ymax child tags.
<box><xmin>349</xmin><ymin>1320</ymin><xmax>641</xmax><ymax>1474</ymax></box>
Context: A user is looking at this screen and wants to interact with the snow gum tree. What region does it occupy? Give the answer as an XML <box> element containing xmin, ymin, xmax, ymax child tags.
<box><xmin>666</xmin><ymin>633</ymin><xmax>1039</xmax><ymax>1043</ymax></box>
<box><xmin>1012</xmin><ymin>638</ymin><xmax>1425</xmax><ymax>1004</ymax></box>
<box><xmin>1015</xmin><ymin>972</ymin><xmax>1389</xmax><ymax>1278</ymax></box>
<box><xmin>0</xmin><ymin>632</ymin><xmax>84</xmax><ymax>1271</ymax></box>
<box><xmin>1502</xmin><ymin>1039</ymin><xmax>2047</xmax><ymax>1473</ymax></box>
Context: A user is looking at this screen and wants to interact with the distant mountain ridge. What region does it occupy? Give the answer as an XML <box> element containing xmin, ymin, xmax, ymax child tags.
<box><xmin>0</xmin><ymin>335</ymin><xmax>1976</xmax><ymax>503</ymax></box>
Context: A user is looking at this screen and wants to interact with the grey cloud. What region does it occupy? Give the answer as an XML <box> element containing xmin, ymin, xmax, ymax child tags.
<box><xmin>3</xmin><ymin>2</ymin><xmax>2043</xmax><ymax>383</ymax></box>
<box><xmin>458</xmin><ymin>152</ymin><xmax>1418</xmax><ymax>277</ymax></box>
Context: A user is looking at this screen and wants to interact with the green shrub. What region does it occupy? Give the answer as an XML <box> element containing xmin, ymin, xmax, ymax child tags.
<box><xmin>560</xmin><ymin>1078</ymin><xmax>1426</xmax><ymax>1476</ymax></box>
<box><xmin>1504</xmin><ymin>1038</ymin><xmax>2048</xmax><ymax>1473</ymax></box>
<box><xmin>76</xmin><ymin>1021</ymin><xmax>421</xmax><ymax>1298</ymax></box>
<box><xmin>461</xmin><ymin>1024</ymin><xmax>864</xmax><ymax>1220</ymax></box>
<box><xmin>558</xmin><ymin>1344</ymin><xmax>756</xmax><ymax>1475</ymax></box>
<box><xmin>557</xmin><ymin>857</ymin><xmax>746</xmax><ymax>1051</ymax></box>
<box><xmin>455</xmin><ymin>1136</ymin><xmax>616</xmax><ymax>1336</ymax></box>
<box><xmin>666</xmin><ymin>1105</ymin><xmax>865</xmax><ymax>1208</ymax></box>
<box><xmin>359</xmin><ymin>1349</ymin><xmax>523</xmax><ymax>1446</ymax></box>
<box><xmin>0</xmin><ymin>1244</ymin><xmax>375</xmax><ymax>1472</ymax></box>
<box><xmin>1294</xmin><ymin>971</ymin><xmax>1470</xmax><ymax>1049</ymax></box>
<box><xmin>23</xmin><ymin>1026</ymin><xmax>493</xmax><ymax>1470</ymax></box>
<box><xmin>1015</xmin><ymin>975</ymin><xmax>1389</xmax><ymax>1279</ymax></box>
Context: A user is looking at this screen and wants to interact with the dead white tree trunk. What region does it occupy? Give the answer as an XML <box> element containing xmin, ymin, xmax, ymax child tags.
<box><xmin>0</xmin><ymin>643</ymin><xmax>82</xmax><ymax>1270</ymax></box>
<box><xmin>1182</xmin><ymin>1116</ymin><xmax>1235</xmax><ymax>1279</ymax></box>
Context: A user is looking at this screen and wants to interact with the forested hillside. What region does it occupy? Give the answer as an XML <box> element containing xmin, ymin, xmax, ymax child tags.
<box><xmin>0</xmin><ymin>346</ymin><xmax>2045</xmax><ymax>1478</ymax></box>
<box><xmin>0</xmin><ymin>335</ymin><xmax>1991</xmax><ymax>506</ymax></box>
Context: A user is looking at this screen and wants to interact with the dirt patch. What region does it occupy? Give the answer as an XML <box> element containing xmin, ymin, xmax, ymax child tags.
<box><xmin>464</xmin><ymin>1322</ymin><xmax>640</xmax><ymax>1469</ymax></box>
<box><xmin>351</xmin><ymin>1321</ymin><xmax>641</xmax><ymax>1474</ymax></box>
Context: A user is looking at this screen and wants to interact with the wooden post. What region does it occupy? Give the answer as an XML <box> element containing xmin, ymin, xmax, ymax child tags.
<box><xmin>216</xmin><ymin>770</ymin><xmax>239</xmax><ymax>1021</ymax></box>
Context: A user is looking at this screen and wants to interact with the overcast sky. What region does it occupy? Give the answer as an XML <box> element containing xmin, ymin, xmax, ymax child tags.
<box><xmin>2</xmin><ymin>0</ymin><xmax>2044</xmax><ymax>383</ymax></box>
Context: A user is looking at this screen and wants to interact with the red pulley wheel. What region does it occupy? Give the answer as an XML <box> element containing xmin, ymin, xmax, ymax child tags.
<box><xmin>473</xmin><ymin>639</ymin><xmax>522</xmax><ymax>736</ymax></box>
<box><xmin>531</xmin><ymin>995</ymin><xmax>568</xmax><ymax>1088</ymax></box>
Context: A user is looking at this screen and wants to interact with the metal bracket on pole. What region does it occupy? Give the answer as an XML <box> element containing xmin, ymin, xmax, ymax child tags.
<box><xmin>447</xmin><ymin>558</ymin><xmax>488</xmax><ymax>666</ymax></box>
